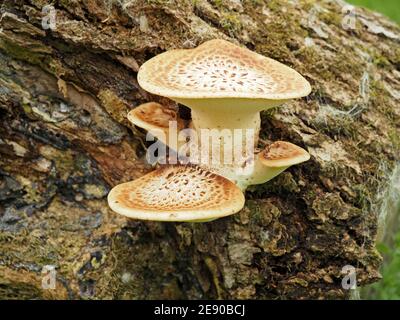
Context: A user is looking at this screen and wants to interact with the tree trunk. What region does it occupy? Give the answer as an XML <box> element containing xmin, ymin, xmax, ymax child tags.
<box><xmin>0</xmin><ymin>0</ymin><xmax>399</xmax><ymax>299</ymax></box>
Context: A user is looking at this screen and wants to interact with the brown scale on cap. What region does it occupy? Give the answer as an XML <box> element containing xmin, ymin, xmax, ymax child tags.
<box><xmin>107</xmin><ymin>164</ymin><xmax>245</xmax><ymax>221</ymax></box>
<box><xmin>127</xmin><ymin>102</ymin><xmax>185</xmax><ymax>146</ymax></box>
<box><xmin>127</xmin><ymin>102</ymin><xmax>184</xmax><ymax>130</ymax></box>
<box><xmin>259</xmin><ymin>141</ymin><xmax>310</xmax><ymax>168</ymax></box>
<box><xmin>138</xmin><ymin>39</ymin><xmax>311</xmax><ymax>100</ymax></box>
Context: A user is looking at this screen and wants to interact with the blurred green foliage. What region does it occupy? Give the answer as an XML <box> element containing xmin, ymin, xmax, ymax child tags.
<box><xmin>344</xmin><ymin>0</ymin><xmax>400</xmax><ymax>300</ymax></box>
<box><xmin>363</xmin><ymin>232</ymin><xmax>400</xmax><ymax>299</ymax></box>
<box><xmin>348</xmin><ymin>0</ymin><xmax>400</xmax><ymax>23</ymax></box>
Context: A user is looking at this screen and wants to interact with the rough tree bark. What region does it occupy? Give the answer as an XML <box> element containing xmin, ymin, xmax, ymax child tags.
<box><xmin>0</xmin><ymin>0</ymin><xmax>399</xmax><ymax>299</ymax></box>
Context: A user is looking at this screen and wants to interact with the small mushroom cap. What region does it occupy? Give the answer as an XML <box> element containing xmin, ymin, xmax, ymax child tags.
<box><xmin>138</xmin><ymin>39</ymin><xmax>311</xmax><ymax>101</ymax></box>
<box><xmin>127</xmin><ymin>102</ymin><xmax>184</xmax><ymax>144</ymax></box>
<box><xmin>107</xmin><ymin>164</ymin><xmax>245</xmax><ymax>221</ymax></box>
<box><xmin>127</xmin><ymin>102</ymin><xmax>184</xmax><ymax>131</ymax></box>
<box><xmin>259</xmin><ymin>141</ymin><xmax>310</xmax><ymax>167</ymax></box>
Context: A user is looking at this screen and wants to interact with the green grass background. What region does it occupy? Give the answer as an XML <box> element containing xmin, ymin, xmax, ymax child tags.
<box><xmin>364</xmin><ymin>235</ymin><xmax>400</xmax><ymax>299</ymax></box>
<box><xmin>348</xmin><ymin>0</ymin><xmax>400</xmax><ymax>23</ymax></box>
<box><xmin>347</xmin><ymin>0</ymin><xmax>400</xmax><ymax>300</ymax></box>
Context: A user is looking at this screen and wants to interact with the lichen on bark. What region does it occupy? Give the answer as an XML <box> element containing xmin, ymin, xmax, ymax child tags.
<box><xmin>0</xmin><ymin>0</ymin><xmax>399</xmax><ymax>299</ymax></box>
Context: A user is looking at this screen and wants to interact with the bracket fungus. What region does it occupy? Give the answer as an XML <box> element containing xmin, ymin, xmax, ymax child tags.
<box><xmin>108</xmin><ymin>39</ymin><xmax>312</xmax><ymax>222</ymax></box>
<box><xmin>127</xmin><ymin>102</ymin><xmax>185</xmax><ymax>146</ymax></box>
<box><xmin>108</xmin><ymin>165</ymin><xmax>245</xmax><ymax>222</ymax></box>
<box><xmin>248</xmin><ymin>141</ymin><xmax>311</xmax><ymax>187</ymax></box>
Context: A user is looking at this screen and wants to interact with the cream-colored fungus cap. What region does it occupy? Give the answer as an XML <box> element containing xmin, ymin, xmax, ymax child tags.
<box><xmin>107</xmin><ymin>164</ymin><xmax>245</xmax><ymax>222</ymax></box>
<box><xmin>259</xmin><ymin>141</ymin><xmax>310</xmax><ymax>167</ymax></box>
<box><xmin>244</xmin><ymin>141</ymin><xmax>310</xmax><ymax>187</ymax></box>
<box><xmin>127</xmin><ymin>102</ymin><xmax>184</xmax><ymax>145</ymax></box>
<box><xmin>137</xmin><ymin>39</ymin><xmax>311</xmax><ymax>102</ymax></box>
<box><xmin>137</xmin><ymin>39</ymin><xmax>311</xmax><ymax>155</ymax></box>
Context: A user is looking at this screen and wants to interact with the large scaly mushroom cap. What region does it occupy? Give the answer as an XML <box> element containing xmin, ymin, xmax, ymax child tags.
<box><xmin>137</xmin><ymin>39</ymin><xmax>311</xmax><ymax>101</ymax></box>
<box><xmin>107</xmin><ymin>164</ymin><xmax>245</xmax><ymax>222</ymax></box>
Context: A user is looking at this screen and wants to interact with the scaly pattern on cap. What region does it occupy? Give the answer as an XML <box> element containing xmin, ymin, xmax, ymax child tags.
<box><xmin>127</xmin><ymin>102</ymin><xmax>184</xmax><ymax>131</ymax></box>
<box><xmin>138</xmin><ymin>39</ymin><xmax>311</xmax><ymax>100</ymax></box>
<box><xmin>259</xmin><ymin>141</ymin><xmax>310</xmax><ymax>167</ymax></box>
<box><xmin>107</xmin><ymin>164</ymin><xmax>245</xmax><ymax>221</ymax></box>
<box><xmin>127</xmin><ymin>102</ymin><xmax>184</xmax><ymax>145</ymax></box>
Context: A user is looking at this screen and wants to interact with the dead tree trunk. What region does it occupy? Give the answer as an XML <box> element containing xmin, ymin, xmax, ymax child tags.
<box><xmin>0</xmin><ymin>0</ymin><xmax>399</xmax><ymax>299</ymax></box>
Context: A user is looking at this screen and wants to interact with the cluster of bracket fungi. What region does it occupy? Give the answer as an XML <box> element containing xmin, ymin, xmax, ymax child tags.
<box><xmin>108</xmin><ymin>39</ymin><xmax>311</xmax><ymax>222</ymax></box>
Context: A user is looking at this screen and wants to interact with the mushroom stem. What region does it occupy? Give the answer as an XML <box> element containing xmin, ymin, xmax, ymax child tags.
<box><xmin>174</xmin><ymin>98</ymin><xmax>286</xmax><ymax>166</ymax></box>
<box><xmin>191</xmin><ymin>107</ymin><xmax>260</xmax><ymax>164</ymax></box>
<box><xmin>199</xmin><ymin>157</ymin><xmax>287</xmax><ymax>191</ymax></box>
<box><xmin>172</xmin><ymin>98</ymin><xmax>288</xmax><ymax>184</ymax></box>
<box><xmin>190</xmin><ymin>106</ymin><xmax>260</xmax><ymax>136</ymax></box>
<box><xmin>245</xmin><ymin>156</ymin><xmax>288</xmax><ymax>186</ymax></box>
<box><xmin>177</xmin><ymin>97</ymin><xmax>286</xmax><ymax>132</ymax></box>
<box><xmin>242</xmin><ymin>141</ymin><xmax>311</xmax><ymax>189</ymax></box>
